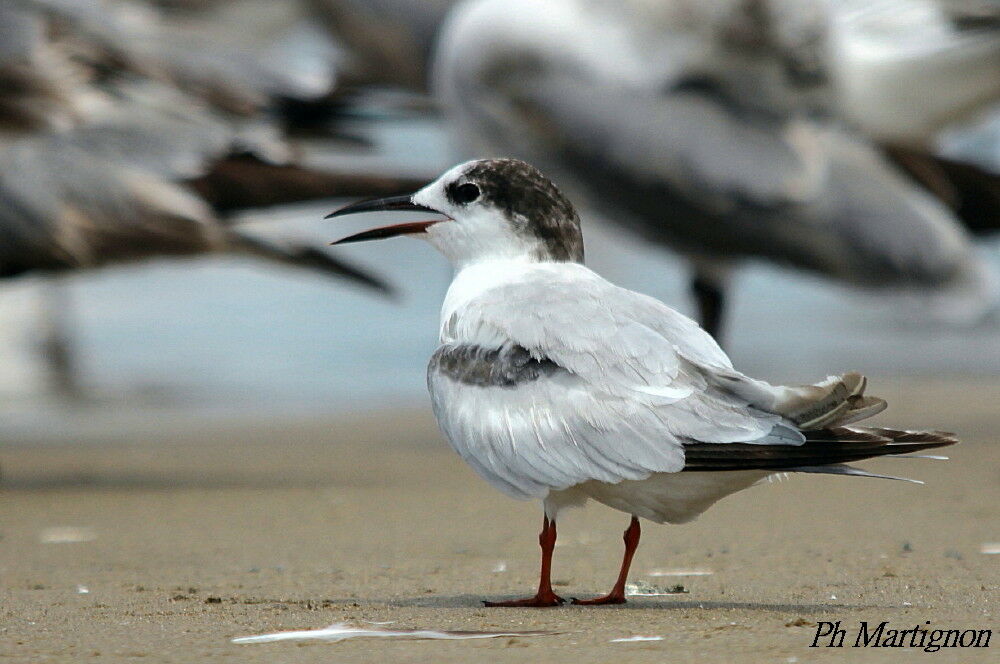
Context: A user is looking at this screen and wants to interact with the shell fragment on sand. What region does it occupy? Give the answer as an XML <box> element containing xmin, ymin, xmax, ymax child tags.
<box><xmin>625</xmin><ymin>581</ymin><xmax>689</xmax><ymax>596</ymax></box>
<box><xmin>39</xmin><ymin>527</ymin><xmax>96</xmax><ymax>544</ymax></box>
<box><xmin>232</xmin><ymin>622</ymin><xmax>560</xmax><ymax>644</ymax></box>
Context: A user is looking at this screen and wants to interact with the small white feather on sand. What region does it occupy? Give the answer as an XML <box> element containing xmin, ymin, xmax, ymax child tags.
<box><xmin>232</xmin><ymin>622</ymin><xmax>559</xmax><ymax>644</ymax></box>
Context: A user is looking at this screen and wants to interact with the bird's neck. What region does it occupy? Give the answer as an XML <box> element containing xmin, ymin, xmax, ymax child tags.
<box><xmin>438</xmin><ymin>259</ymin><xmax>580</xmax><ymax>343</ymax></box>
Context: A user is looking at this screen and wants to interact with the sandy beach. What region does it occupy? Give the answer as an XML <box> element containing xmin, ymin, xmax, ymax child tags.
<box><xmin>2</xmin><ymin>377</ymin><xmax>997</xmax><ymax>663</ymax></box>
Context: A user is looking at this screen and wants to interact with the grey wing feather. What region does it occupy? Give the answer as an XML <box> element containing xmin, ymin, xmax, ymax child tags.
<box><xmin>66</xmin><ymin>89</ymin><xmax>237</xmax><ymax>179</ymax></box>
<box><xmin>513</xmin><ymin>81</ymin><xmax>812</xmax><ymax>211</ymax></box>
<box><xmin>0</xmin><ymin>2</ymin><xmax>80</xmax><ymax>131</ymax></box>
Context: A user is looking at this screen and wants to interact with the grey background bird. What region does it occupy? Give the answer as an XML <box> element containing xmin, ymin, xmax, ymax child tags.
<box><xmin>432</xmin><ymin>0</ymin><xmax>999</xmax><ymax>342</ymax></box>
<box><xmin>0</xmin><ymin>0</ymin><xmax>439</xmax><ymax>396</ymax></box>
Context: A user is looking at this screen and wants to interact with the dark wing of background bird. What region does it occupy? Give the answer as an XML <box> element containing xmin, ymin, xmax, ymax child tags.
<box><xmin>885</xmin><ymin>140</ymin><xmax>1000</xmax><ymax>237</ymax></box>
<box><xmin>307</xmin><ymin>0</ymin><xmax>457</xmax><ymax>91</ymax></box>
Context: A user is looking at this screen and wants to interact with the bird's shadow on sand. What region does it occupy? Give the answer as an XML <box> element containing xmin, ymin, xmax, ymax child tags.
<box><xmin>382</xmin><ymin>594</ymin><xmax>873</xmax><ymax>613</ymax></box>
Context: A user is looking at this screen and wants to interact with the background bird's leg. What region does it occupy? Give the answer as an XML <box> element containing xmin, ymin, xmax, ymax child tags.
<box><xmin>572</xmin><ymin>516</ymin><xmax>640</xmax><ymax>606</ymax></box>
<box><xmin>690</xmin><ymin>259</ymin><xmax>733</xmax><ymax>344</ymax></box>
<box><xmin>38</xmin><ymin>278</ymin><xmax>83</xmax><ymax>400</ymax></box>
<box><xmin>484</xmin><ymin>515</ymin><xmax>565</xmax><ymax>607</ymax></box>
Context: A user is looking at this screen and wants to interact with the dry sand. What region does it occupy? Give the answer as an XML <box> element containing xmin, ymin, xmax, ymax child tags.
<box><xmin>1</xmin><ymin>377</ymin><xmax>997</xmax><ymax>662</ymax></box>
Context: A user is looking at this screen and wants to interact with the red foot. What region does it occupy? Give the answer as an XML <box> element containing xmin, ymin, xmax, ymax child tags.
<box><xmin>571</xmin><ymin>593</ymin><xmax>627</xmax><ymax>606</ymax></box>
<box><xmin>484</xmin><ymin>592</ymin><xmax>566</xmax><ymax>607</ymax></box>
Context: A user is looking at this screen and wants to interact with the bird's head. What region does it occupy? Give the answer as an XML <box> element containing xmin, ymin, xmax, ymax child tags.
<box><xmin>327</xmin><ymin>158</ymin><xmax>583</xmax><ymax>268</ymax></box>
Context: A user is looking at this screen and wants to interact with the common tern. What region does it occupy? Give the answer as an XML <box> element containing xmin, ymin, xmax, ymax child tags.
<box><xmin>329</xmin><ymin>158</ymin><xmax>958</xmax><ymax>607</ymax></box>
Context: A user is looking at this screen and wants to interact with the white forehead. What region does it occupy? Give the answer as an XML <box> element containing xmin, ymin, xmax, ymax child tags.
<box><xmin>440</xmin><ymin>159</ymin><xmax>481</xmax><ymax>182</ymax></box>
<box><xmin>412</xmin><ymin>159</ymin><xmax>482</xmax><ymax>210</ymax></box>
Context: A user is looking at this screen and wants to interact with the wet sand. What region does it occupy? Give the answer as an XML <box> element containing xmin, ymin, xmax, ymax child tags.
<box><xmin>2</xmin><ymin>377</ymin><xmax>997</xmax><ymax>662</ymax></box>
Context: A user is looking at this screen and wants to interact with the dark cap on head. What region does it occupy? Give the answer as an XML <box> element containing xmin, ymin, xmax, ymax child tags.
<box><xmin>451</xmin><ymin>158</ymin><xmax>584</xmax><ymax>263</ymax></box>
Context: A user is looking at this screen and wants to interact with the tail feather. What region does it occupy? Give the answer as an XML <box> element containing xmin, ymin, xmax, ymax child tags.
<box><xmin>683</xmin><ymin>427</ymin><xmax>958</xmax><ymax>472</ymax></box>
<box><xmin>775</xmin><ymin>372</ymin><xmax>888</xmax><ymax>429</ymax></box>
<box><xmin>836</xmin><ymin>395</ymin><xmax>889</xmax><ymax>426</ymax></box>
<box><xmin>698</xmin><ymin>370</ymin><xmax>958</xmax><ymax>478</ymax></box>
<box><xmin>886</xmin><ymin>454</ymin><xmax>949</xmax><ymax>460</ymax></box>
<box><xmin>782</xmin><ymin>464</ymin><xmax>925</xmax><ymax>484</ymax></box>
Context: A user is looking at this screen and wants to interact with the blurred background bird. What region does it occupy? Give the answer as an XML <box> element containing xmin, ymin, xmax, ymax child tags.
<box><xmin>433</xmin><ymin>0</ymin><xmax>1000</xmax><ymax>342</ymax></box>
<box><xmin>0</xmin><ymin>0</ymin><xmax>440</xmax><ymax>398</ymax></box>
<box><xmin>306</xmin><ymin>0</ymin><xmax>455</xmax><ymax>91</ymax></box>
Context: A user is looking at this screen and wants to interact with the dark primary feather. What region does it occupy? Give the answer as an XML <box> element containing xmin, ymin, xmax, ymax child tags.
<box><xmin>884</xmin><ymin>144</ymin><xmax>1000</xmax><ymax>235</ymax></box>
<box><xmin>187</xmin><ymin>155</ymin><xmax>431</xmax><ymax>213</ymax></box>
<box><xmin>682</xmin><ymin>427</ymin><xmax>958</xmax><ymax>472</ymax></box>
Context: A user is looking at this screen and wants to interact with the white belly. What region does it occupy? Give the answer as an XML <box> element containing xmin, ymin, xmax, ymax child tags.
<box><xmin>547</xmin><ymin>471</ymin><xmax>770</xmax><ymax>524</ymax></box>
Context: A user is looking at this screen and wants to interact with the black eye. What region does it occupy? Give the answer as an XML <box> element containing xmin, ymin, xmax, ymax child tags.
<box><xmin>453</xmin><ymin>182</ymin><xmax>480</xmax><ymax>204</ymax></box>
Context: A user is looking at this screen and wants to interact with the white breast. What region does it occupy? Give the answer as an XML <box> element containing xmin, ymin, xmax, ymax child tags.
<box><xmin>427</xmin><ymin>261</ymin><xmax>691</xmax><ymax>501</ymax></box>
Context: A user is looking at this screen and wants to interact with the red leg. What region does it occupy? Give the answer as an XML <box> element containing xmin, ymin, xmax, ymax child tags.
<box><xmin>572</xmin><ymin>516</ymin><xmax>641</xmax><ymax>605</ymax></box>
<box><xmin>484</xmin><ymin>515</ymin><xmax>565</xmax><ymax>607</ymax></box>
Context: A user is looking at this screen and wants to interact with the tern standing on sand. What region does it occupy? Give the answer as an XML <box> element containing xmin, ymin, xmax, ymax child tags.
<box><xmin>329</xmin><ymin>158</ymin><xmax>957</xmax><ymax>607</ymax></box>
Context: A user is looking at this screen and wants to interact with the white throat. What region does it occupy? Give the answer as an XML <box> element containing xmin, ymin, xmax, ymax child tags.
<box><xmin>440</xmin><ymin>259</ymin><xmax>578</xmax><ymax>344</ymax></box>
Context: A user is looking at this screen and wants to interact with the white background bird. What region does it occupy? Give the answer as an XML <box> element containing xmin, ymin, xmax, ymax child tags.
<box><xmin>432</xmin><ymin>0</ymin><xmax>999</xmax><ymax>341</ymax></box>
<box><xmin>330</xmin><ymin>158</ymin><xmax>956</xmax><ymax>606</ymax></box>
